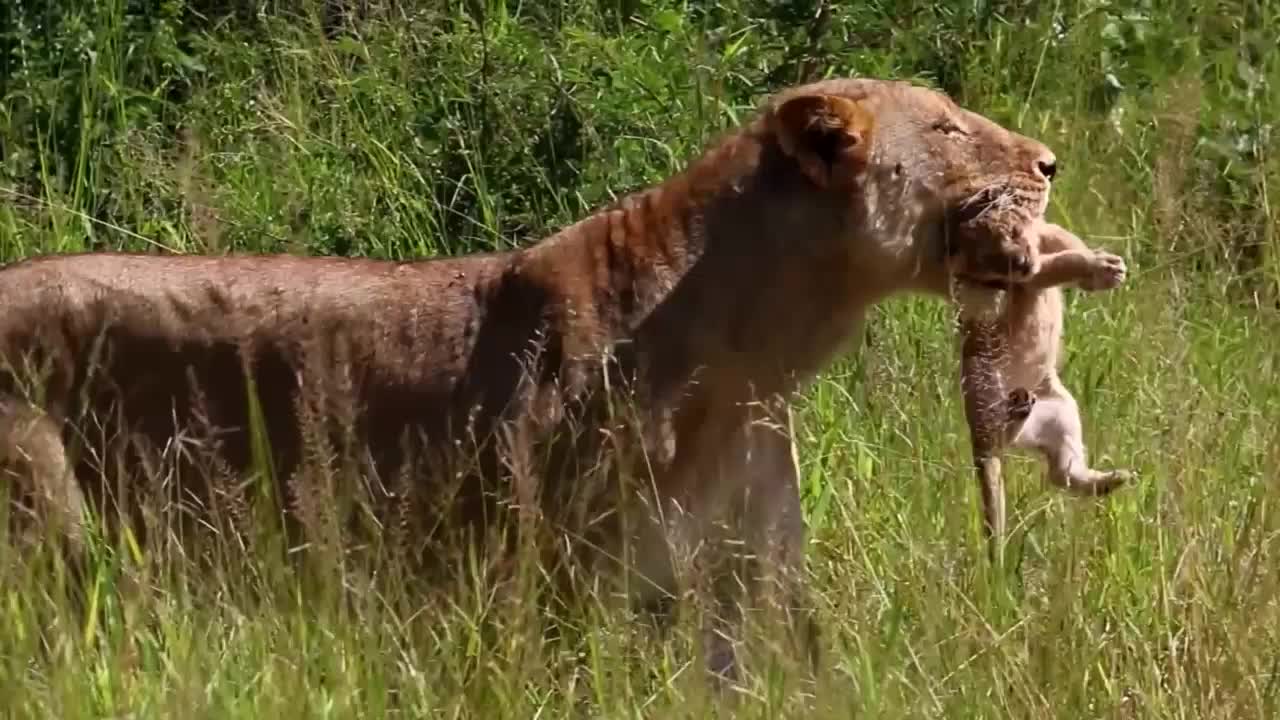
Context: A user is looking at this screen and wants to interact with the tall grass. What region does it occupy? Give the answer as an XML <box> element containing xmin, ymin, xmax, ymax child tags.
<box><xmin>1</xmin><ymin>0</ymin><xmax>1278</xmax><ymax>717</ymax></box>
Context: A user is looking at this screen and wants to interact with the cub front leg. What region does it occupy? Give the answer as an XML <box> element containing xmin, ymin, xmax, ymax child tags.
<box><xmin>1075</xmin><ymin>251</ymin><xmax>1127</xmax><ymax>291</ymax></box>
<box><xmin>1030</xmin><ymin>223</ymin><xmax>1127</xmax><ymax>291</ymax></box>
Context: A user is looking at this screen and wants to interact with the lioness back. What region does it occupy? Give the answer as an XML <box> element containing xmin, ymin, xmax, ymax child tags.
<box><xmin>0</xmin><ymin>252</ymin><xmax>528</xmax><ymax>481</ymax></box>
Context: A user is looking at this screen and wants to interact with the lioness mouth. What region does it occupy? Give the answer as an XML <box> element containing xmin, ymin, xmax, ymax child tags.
<box><xmin>957</xmin><ymin>248</ymin><xmax>1037</xmax><ymax>286</ymax></box>
<box><xmin>967</xmin><ymin>276</ymin><xmax>1019</xmax><ymax>291</ymax></box>
<box><xmin>944</xmin><ymin>187</ymin><xmax>1040</xmax><ymax>287</ymax></box>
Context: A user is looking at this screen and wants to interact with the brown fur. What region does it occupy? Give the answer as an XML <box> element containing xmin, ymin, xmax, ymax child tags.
<box><xmin>0</xmin><ymin>78</ymin><xmax>1060</xmax><ymax>678</ymax></box>
<box><xmin>951</xmin><ymin>220</ymin><xmax>1132</xmax><ymax>562</ymax></box>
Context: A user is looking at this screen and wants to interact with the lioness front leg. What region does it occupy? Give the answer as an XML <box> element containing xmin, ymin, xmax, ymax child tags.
<box><xmin>1010</xmin><ymin>378</ymin><xmax>1133</xmax><ymax>495</ymax></box>
<box><xmin>698</xmin><ymin>402</ymin><xmax>818</xmax><ymax>684</ymax></box>
<box><xmin>741</xmin><ymin>405</ymin><xmax>819</xmax><ymax>672</ymax></box>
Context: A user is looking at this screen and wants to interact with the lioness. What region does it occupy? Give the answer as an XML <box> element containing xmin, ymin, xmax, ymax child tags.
<box><xmin>0</xmin><ymin>78</ymin><xmax>1056</xmax><ymax>678</ymax></box>
<box><xmin>951</xmin><ymin>219</ymin><xmax>1133</xmax><ymax>559</ymax></box>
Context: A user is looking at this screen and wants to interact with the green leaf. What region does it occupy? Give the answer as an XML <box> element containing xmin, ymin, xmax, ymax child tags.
<box><xmin>653</xmin><ymin>9</ymin><xmax>683</xmax><ymax>34</ymax></box>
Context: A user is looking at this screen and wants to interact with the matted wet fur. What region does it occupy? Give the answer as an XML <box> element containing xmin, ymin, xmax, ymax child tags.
<box><xmin>951</xmin><ymin>220</ymin><xmax>1133</xmax><ymax>562</ymax></box>
<box><xmin>0</xmin><ymin>77</ymin><xmax>1060</xmax><ymax>681</ymax></box>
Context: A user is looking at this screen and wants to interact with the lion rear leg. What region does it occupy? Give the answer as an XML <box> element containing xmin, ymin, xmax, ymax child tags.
<box><xmin>0</xmin><ymin>397</ymin><xmax>87</xmax><ymax>553</ymax></box>
<box><xmin>1010</xmin><ymin>379</ymin><xmax>1132</xmax><ymax>496</ymax></box>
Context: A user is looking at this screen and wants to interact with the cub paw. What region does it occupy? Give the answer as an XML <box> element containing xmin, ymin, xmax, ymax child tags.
<box><xmin>1080</xmin><ymin>252</ymin><xmax>1127</xmax><ymax>291</ymax></box>
<box><xmin>1088</xmin><ymin>469</ymin><xmax>1133</xmax><ymax>496</ymax></box>
<box><xmin>1004</xmin><ymin>387</ymin><xmax>1036</xmax><ymax>422</ymax></box>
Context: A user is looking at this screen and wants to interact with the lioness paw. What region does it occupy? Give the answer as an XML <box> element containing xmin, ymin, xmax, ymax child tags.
<box><xmin>1080</xmin><ymin>252</ymin><xmax>1127</xmax><ymax>291</ymax></box>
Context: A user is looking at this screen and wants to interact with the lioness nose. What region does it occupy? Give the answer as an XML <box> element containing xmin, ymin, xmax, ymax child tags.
<box><xmin>1035</xmin><ymin>153</ymin><xmax>1057</xmax><ymax>181</ymax></box>
<box><xmin>1011</xmin><ymin>254</ymin><xmax>1033</xmax><ymax>276</ymax></box>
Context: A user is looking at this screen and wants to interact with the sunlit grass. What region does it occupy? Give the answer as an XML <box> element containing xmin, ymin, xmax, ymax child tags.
<box><xmin>1</xmin><ymin>1</ymin><xmax>1278</xmax><ymax>717</ymax></box>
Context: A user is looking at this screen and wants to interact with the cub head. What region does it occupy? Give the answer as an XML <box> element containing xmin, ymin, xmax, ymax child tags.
<box><xmin>764</xmin><ymin>78</ymin><xmax>1056</xmax><ymax>285</ymax></box>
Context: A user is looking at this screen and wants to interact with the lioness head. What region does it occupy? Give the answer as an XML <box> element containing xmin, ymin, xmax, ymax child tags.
<box><xmin>764</xmin><ymin>78</ymin><xmax>1056</xmax><ymax>285</ymax></box>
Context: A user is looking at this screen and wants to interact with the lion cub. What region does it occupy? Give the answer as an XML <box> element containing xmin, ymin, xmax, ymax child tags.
<box><xmin>951</xmin><ymin>220</ymin><xmax>1133</xmax><ymax>549</ymax></box>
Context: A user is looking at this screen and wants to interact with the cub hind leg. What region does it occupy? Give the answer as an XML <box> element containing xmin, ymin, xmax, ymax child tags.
<box><xmin>1010</xmin><ymin>377</ymin><xmax>1131</xmax><ymax>496</ymax></box>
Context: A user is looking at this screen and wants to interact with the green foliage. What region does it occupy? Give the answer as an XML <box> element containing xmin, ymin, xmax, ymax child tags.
<box><xmin>1</xmin><ymin>0</ymin><xmax>1279</xmax><ymax>717</ymax></box>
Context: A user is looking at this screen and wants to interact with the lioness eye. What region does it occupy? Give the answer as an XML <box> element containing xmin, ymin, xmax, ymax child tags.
<box><xmin>933</xmin><ymin>119</ymin><xmax>965</xmax><ymax>136</ymax></box>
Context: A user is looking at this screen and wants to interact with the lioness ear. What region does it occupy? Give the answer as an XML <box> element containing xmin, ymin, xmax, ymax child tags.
<box><xmin>772</xmin><ymin>94</ymin><xmax>874</xmax><ymax>188</ymax></box>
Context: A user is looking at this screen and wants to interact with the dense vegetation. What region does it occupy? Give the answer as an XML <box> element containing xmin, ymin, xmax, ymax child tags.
<box><xmin>1</xmin><ymin>0</ymin><xmax>1277</xmax><ymax>717</ymax></box>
